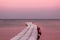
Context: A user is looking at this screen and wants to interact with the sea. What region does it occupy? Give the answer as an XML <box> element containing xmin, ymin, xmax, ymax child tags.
<box><xmin>0</xmin><ymin>19</ymin><xmax>60</xmax><ymax>40</ymax></box>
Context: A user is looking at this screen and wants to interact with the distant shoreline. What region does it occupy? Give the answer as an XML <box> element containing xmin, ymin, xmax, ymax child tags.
<box><xmin>0</xmin><ymin>19</ymin><xmax>60</xmax><ymax>20</ymax></box>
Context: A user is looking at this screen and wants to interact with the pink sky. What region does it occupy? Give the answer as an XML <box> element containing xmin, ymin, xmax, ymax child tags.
<box><xmin>0</xmin><ymin>0</ymin><xmax>60</xmax><ymax>19</ymax></box>
<box><xmin>0</xmin><ymin>0</ymin><xmax>60</xmax><ymax>9</ymax></box>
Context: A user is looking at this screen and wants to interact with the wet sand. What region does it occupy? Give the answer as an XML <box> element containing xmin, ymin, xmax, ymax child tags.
<box><xmin>0</xmin><ymin>19</ymin><xmax>60</xmax><ymax>40</ymax></box>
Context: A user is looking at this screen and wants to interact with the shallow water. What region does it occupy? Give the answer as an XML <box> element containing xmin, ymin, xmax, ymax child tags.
<box><xmin>0</xmin><ymin>19</ymin><xmax>60</xmax><ymax>40</ymax></box>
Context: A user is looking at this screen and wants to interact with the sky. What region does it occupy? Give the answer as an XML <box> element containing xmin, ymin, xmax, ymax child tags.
<box><xmin>0</xmin><ymin>0</ymin><xmax>60</xmax><ymax>19</ymax></box>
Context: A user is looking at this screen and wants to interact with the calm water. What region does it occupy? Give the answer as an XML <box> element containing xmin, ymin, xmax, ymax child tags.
<box><xmin>0</xmin><ymin>19</ymin><xmax>60</xmax><ymax>26</ymax></box>
<box><xmin>0</xmin><ymin>19</ymin><xmax>60</xmax><ymax>40</ymax></box>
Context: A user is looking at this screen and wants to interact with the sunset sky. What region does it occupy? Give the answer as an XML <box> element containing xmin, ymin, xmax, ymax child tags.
<box><xmin>0</xmin><ymin>0</ymin><xmax>60</xmax><ymax>19</ymax></box>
